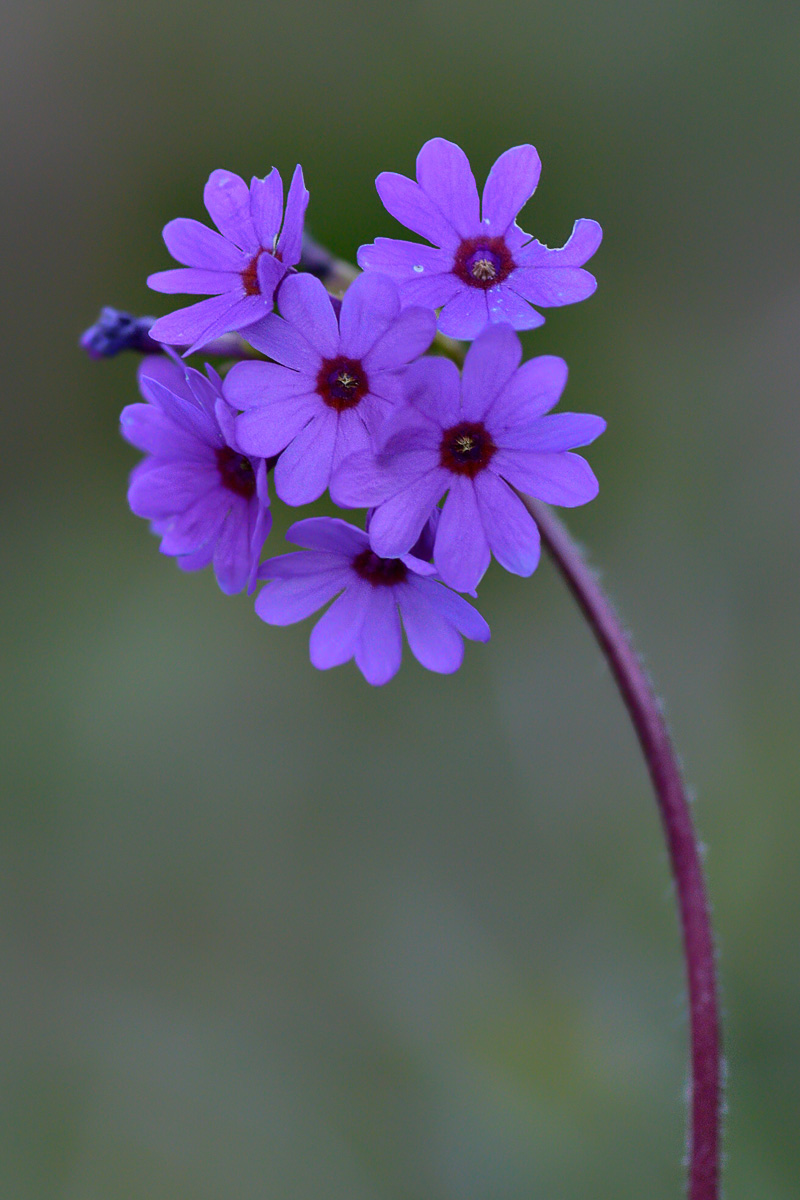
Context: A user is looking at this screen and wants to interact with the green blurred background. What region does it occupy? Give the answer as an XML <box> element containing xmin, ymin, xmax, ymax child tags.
<box><xmin>2</xmin><ymin>0</ymin><xmax>798</xmax><ymax>1196</ymax></box>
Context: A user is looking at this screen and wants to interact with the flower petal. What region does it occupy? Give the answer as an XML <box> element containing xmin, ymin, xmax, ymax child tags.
<box><xmin>203</xmin><ymin>169</ymin><xmax>259</xmax><ymax>250</ymax></box>
<box><xmin>509</xmin><ymin>266</ymin><xmax>597</xmax><ymax>307</ymax></box>
<box><xmin>309</xmin><ymin>582</ymin><xmax>370</xmax><ymax>670</ymax></box>
<box><xmin>356</xmin><ymin>239</ymin><xmax>453</xmax><ymax>280</ymax></box>
<box><xmin>475</xmin><ymin>472</ymin><xmax>541</xmax><ymax>576</ymax></box>
<box><xmin>498</xmin><ymin>412</ymin><xmax>606</xmax><ymax>453</ymax></box>
<box><xmin>182</xmin><ymin>295</ymin><xmax>270</xmax><ymax>356</ymax></box>
<box><xmin>354</xmin><ymin>588</ymin><xmax>403</xmax><ymax>685</ymax></box>
<box><xmin>128</xmin><ymin>461</ymin><xmax>217</xmax><ymax>519</ymax></box>
<box><xmin>260</xmin><ymin>551</ymin><xmax>348</xmax><ymax>579</ymax></box>
<box><xmin>416</xmin><ymin>138</ymin><xmax>480</xmax><ymax>239</ymax></box>
<box><xmin>176</xmin><ymin>542</ymin><xmax>215</xmax><ymax>573</ymax></box>
<box><xmin>157</xmin><ymin>490</ymin><xmax>228</xmax><ymax>555</ymax></box>
<box><xmin>375</xmin><ymin>172</ymin><xmax>460</xmax><ymax>248</ymax></box>
<box><xmin>234</xmin><ymin>392</ymin><xmax>319</xmax><ymax>459</ymax></box>
<box><xmin>368</xmin><ymin>470</ymin><xmax>446</xmax><ymax>559</ymax></box>
<box><xmin>403</xmin><ymin>355</ymin><xmax>461</xmax><ymax>427</ymax></box>
<box><xmin>515</xmin><ymin>217</ymin><xmax>603</xmax><ymax>267</ymax></box>
<box><xmin>333</xmin><ymin>408</ymin><xmax>372</xmax><ymax>473</ymax></box>
<box><xmin>510</xmin><ymin>218</ymin><xmax>602</xmax><ymax>307</ymax></box>
<box><xmin>411</xmin><ymin>576</ymin><xmax>491</xmax><ymax>642</ymax></box>
<box><xmin>398</xmin><ymin>582</ymin><xmax>465</xmax><ymax>674</ymax></box>
<box><xmin>149</xmin><ymin>294</ymin><xmax>243</xmax><ymax>348</ymax></box>
<box><xmin>223</xmin><ymin>359</ymin><xmax>313</xmax><ymax>410</ymax></box>
<box><xmin>289</xmin><ymin>513</ymin><xmax>371</xmax><ymax>554</ymax></box>
<box><xmin>147</xmin><ymin>268</ymin><xmax>241</xmax><ymax>296</ymax></box>
<box><xmin>247</xmin><ymin>496</ymin><xmax>273</xmax><ymax>592</ymax></box>
<box><xmin>487</xmin><ymin>284</ymin><xmax>545</xmax><ymax>329</ymax></box>
<box><xmin>493</xmin><ymin>449</ymin><xmax>600</xmax><ymax>506</ymax></box>
<box><xmin>363</xmin><ymin>304</ymin><xmax>436</xmax><ymax>372</ymax></box>
<box><xmin>136</xmin><ymin>354</ymin><xmax>188</xmax><ymax>398</ymax></box>
<box><xmin>338</xmin><ymin>272</ymin><xmax>401</xmax><ymax>359</ymax></box>
<box><xmin>120</xmin><ymin>403</ymin><xmax>209</xmax><ymax>460</ymax></box>
<box><xmin>481</xmin><ymin>144</ymin><xmax>541</xmax><ymax>236</ymax></box>
<box><xmin>212</xmin><ymin>506</ymin><xmax>253</xmax><ymax>594</ymax></box>
<box><xmin>274</xmin><ymin>409</ymin><xmax>338</xmax><ymax>504</ymax></box>
<box><xmin>276</xmin><ymin>273</ymin><xmax>339</xmax><ymax>359</ymax></box>
<box><xmin>249</xmin><ymin>168</ymin><xmax>283</xmax><ymax>248</ymax></box>
<box><xmin>277</xmin><ymin>165</ymin><xmax>309</xmax><ymax>266</ymax></box>
<box><xmin>396</xmin><ymin>271</ymin><xmax>463</xmax><ymax>309</ymax></box>
<box><xmin>286</xmin><ymin>517</ymin><xmax>369</xmax><ymax>555</ymax></box>
<box><xmin>256</xmin><ymin>251</ymin><xmax>287</xmax><ymax>300</ymax></box>
<box><xmin>329</xmin><ymin>450</ymin><xmax>398</xmax><ymax>510</ymax></box>
<box><xmin>244</xmin><ymin>312</ymin><xmax>322</xmax><ymax>373</ymax></box>
<box><xmin>486</xmin><ymin>355</ymin><xmax>569</xmax><ymax>430</ymax></box>
<box><xmin>131</xmin><ymin>377</ymin><xmax>221</xmax><ymax>446</ymax></box>
<box><xmin>161</xmin><ymin>218</ymin><xmax>248</xmax><ymax>271</ymax></box>
<box><xmin>436</xmin><ymin>286</ymin><xmax>489</xmax><ymax>339</ymax></box>
<box><xmin>255</xmin><ymin>570</ymin><xmax>348</xmax><ymax>625</ymax></box>
<box><xmin>461</xmin><ymin>323</ymin><xmax>522</xmax><ymax>421</ymax></box>
<box><xmin>434</xmin><ymin>477</ymin><xmax>491</xmax><ymax>593</ymax></box>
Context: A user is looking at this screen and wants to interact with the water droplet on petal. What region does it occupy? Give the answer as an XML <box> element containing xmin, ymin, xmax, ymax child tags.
<box><xmin>413</xmin><ymin>264</ymin><xmax>424</xmax><ymax>273</ymax></box>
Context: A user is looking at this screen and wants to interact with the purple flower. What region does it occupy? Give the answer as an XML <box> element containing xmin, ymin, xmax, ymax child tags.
<box><xmin>121</xmin><ymin>354</ymin><xmax>272</xmax><ymax>594</ymax></box>
<box><xmin>255</xmin><ymin>518</ymin><xmax>490</xmax><ymax>685</ymax></box>
<box><xmin>147</xmin><ymin>166</ymin><xmax>309</xmax><ymax>355</ymax></box>
<box><xmin>331</xmin><ymin>323</ymin><xmax>605</xmax><ymax>594</ymax></box>
<box><xmin>224</xmin><ymin>271</ymin><xmax>436</xmax><ymax>506</ymax></box>
<box><xmin>358</xmin><ymin>138</ymin><xmax>601</xmax><ymax>339</ymax></box>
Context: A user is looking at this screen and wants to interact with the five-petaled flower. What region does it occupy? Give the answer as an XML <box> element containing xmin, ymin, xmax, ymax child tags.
<box><xmin>122</xmin><ymin>354</ymin><xmax>272</xmax><ymax>594</ymax></box>
<box><xmin>148</xmin><ymin>166</ymin><xmax>309</xmax><ymax>355</ymax></box>
<box><xmin>255</xmin><ymin>518</ymin><xmax>490</xmax><ymax>685</ymax></box>
<box><xmin>358</xmin><ymin>138</ymin><xmax>601</xmax><ymax>339</ymax></box>
<box><xmin>224</xmin><ymin>272</ymin><xmax>436</xmax><ymax>506</ymax></box>
<box><xmin>331</xmin><ymin>323</ymin><xmax>605</xmax><ymax>594</ymax></box>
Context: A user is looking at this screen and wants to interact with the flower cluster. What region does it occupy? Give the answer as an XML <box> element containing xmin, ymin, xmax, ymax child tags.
<box><xmin>94</xmin><ymin>138</ymin><xmax>604</xmax><ymax>685</ymax></box>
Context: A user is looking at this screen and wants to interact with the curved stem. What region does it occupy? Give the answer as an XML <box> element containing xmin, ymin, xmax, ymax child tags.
<box><xmin>519</xmin><ymin>495</ymin><xmax>721</xmax><ymax>1200</ymax></box>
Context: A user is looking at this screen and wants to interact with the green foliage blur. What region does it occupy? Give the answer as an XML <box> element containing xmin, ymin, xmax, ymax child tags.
<box><xmin>2</xmin><ymin>0</ymin><xmax>798</xmax><ymax>1195</ymax></box>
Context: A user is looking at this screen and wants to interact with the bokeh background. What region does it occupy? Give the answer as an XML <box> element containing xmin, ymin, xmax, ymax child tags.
<box><xmin>2</xmin><ymin>0</ymin><xmax>799</xmax><ymax>1196</ymax></box>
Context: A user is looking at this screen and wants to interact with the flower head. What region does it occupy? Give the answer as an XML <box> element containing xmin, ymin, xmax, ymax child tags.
<box><xmin>331</xmin><ymin>323</ymin><xmax>605</xmax><ymax>593</ymax></box>
<box><xmin>121</xmin><ymin>355</ymin><xmax>272</xmax><ymax>594</ymax></box>
<box><xmin>255</xmin><ymin>517</ymin><xmax>490</xmax><ymax>685</ymax></box>
<box><xmin>224</xmin><ymin>271</ymin><xmax>436</xmax><ymax>506</ymax></box>
<box><xmin>147</xmin><ymin>166</ymin><xmax>309</xmax><ymax>355</ymax></box>
<box><xmin>358</xmin><ymin>138</ymin><xmax>601</xmax><ymax>339</ymax></box>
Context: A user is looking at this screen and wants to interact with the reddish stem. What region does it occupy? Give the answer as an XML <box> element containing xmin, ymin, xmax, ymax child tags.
<box><xmin>520</xmin><ymin>495</ymin><xmax>721</xmax><ymax>1200</ymax></box>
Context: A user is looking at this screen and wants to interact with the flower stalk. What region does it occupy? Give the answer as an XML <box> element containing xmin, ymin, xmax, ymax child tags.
<box><xmin>519</xmin><ymin>494</ymin><xmax>721</xmax><ymax>1200</ymax></box>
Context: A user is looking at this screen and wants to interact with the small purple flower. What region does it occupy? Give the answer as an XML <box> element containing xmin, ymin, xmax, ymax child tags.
<box><xmin>255</xmin><ymin>518</ymin><xmax>490</xmax><ymax>685</ymax></box>
<box><xmin>331</xmin><ymin>323</ymin><xmax>605</xmax><ymax>594</ymax></box>
<box><xmin>121</xmin><ymin>355</ymin><xmax>272</xmax><ymax>594</ymax></box>
<box><xmin>358</xmin><ymin>138</ymin><xmax>601</xmax><ymax>339</ymax></box>
<box><xmin>147</xmin><ymin>166</ymin><xmax>309</xmax><ymax>355</ymax></box>
<box><xmin>224</xmin><ymin>271</ymin><xmax>436</xmax><ymax>506</ymax></box>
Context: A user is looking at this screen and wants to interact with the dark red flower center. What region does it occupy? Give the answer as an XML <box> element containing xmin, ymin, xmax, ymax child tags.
<box><xmin>316</xmin><ymin>356</ymin><xmax>368</xmax><ymax>411</ymax></box>
<box><xmin>452</xmin><ymin>236</ymin><xmax>514</xmax><ymax>289</ymax></box>
<box><xmin>241</xmin><ymin>247</ymin><xmax>282</xmax><ymax>296</ymax></box>
<box><xmin>352</xmin><ymin>549</ymin><xmax>408</xmax><ymax>587</ymax></box>
<box><xmin>216</xmin><ymin>445</ymin><xmax>257</xmax><ymax>499</ymax></box>
<box><xmin>440</xmin><ymin>421</ymin><xmax>497</xmax><ymax>478</ymax></box>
